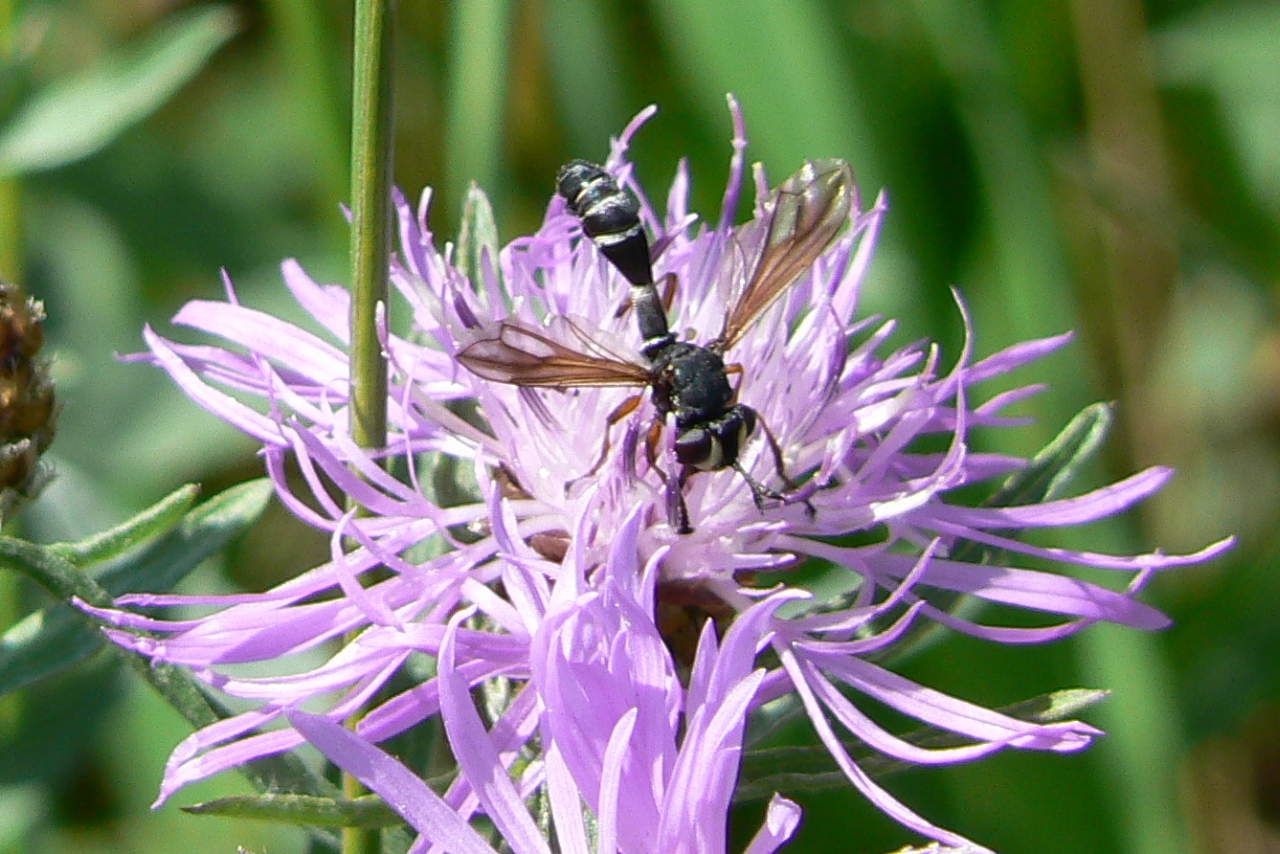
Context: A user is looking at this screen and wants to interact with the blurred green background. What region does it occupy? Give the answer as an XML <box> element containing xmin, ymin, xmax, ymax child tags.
<box><xmin>1</xmin><ymin>0</ymin><xmax>1275</xmax><ymax>852</ymax></box>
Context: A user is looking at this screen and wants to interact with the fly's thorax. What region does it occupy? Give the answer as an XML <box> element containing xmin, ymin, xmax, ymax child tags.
<box><xmin>648</xmin><ymin>341</ymin><xmax>734</xmax><ymax>423</ymax></box>
<box><xmin>644</xmin><ymin>339</ymin><xmax>755</xmax><ymax>473</ymax></box>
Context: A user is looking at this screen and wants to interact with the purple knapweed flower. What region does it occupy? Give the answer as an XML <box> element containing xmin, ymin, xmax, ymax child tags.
<box><xmin>84</xmin><ymin>96</ymin><xmax>1231</xmax><ymax>851</ymax></box>
<box><xmin>288</xmin><ymin>506</ymin><xmax>804</xmax><ymax>854</ymax></box>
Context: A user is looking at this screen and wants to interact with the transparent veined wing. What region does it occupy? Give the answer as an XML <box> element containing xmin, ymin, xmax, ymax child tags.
<box><xmin>716</xmin><ymin>158</ymin><xmax>855</xmax><ymax>351</ymax></box>
<box><xmin>456</xmin><ymin>317</ymin><xmax>651</xmax><ymax>388</ymax></box>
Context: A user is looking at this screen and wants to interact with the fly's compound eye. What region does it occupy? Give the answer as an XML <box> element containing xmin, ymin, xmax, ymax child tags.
<box><xmin>676</xmin><ymin>427</ymin><xmax>723</xmax><ymax>471</ymax></box>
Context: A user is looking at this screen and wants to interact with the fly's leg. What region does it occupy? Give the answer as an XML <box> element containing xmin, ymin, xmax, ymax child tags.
<box><xmin>643</xmin><ymin>416</ymin><xmax>694</xmax><ymax>534</ymax></box>
<box><xmin>755</xmin><ymin>415</ymin><xmax>797</xmax><ymax>490</ymax></box>
<box><xmin>666</xmin><ymin>466</ymin><xmax>692</xmax><ymax>534</ymax></box>
<box><xmin>643</xmin><ymin>417</ymin><xmax>665</xmax><ymax>475</ymax></box>
<box><xmin>752</xmin><ymin>413</ymin><xmax>817</xmax><ymax>520</ymax></box>
<box><xmin>722</xmin><ymin>364</ymin><xmax>815</xmax><ymax>520</ymax></box>
<box><xmin>565</xmin><ymin>393</ymin><xmax>643</xmax><ymax>493</ymax></box>
<box><xmin>724</xmin><ymin>362</ymin><xmax>744</xmax><ymax>398</ymax></box>
<box><xmin>586</xmin><ymin>393</ymin><xmax>644</xmax><ymax>477</ymax></box>
<box><xmin>731</xmin><ymin>461</ymin><xmax>788</xmax><ymax>511</ymax></box>
<box><xmin>659</xmin><ymin>272</ymin><xmax>678</xmax><ymax>313</ymax></box>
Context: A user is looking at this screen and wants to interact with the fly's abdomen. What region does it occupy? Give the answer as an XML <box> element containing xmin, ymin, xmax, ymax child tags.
<box><xmin>556</xmin><ymin>160</ymin><xmax>652</xmax><ymax>288</ymax></box>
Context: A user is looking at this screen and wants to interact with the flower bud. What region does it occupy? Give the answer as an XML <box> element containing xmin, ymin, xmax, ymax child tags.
<box><xmin>0</xmin><ymin>281</ymin><xmax>56</xmax><ymax>515</ymax></box>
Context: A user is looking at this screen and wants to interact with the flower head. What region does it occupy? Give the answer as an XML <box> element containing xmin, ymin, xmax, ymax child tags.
<box><xmin>87</xmin><ymin>97</ymin><xmax>1231</xmax><ymax>850</ymax></box>
<box><xmin>0</xmin><ymin>280</ymin><xmax>56</xmax><ymax>517</ymax></box>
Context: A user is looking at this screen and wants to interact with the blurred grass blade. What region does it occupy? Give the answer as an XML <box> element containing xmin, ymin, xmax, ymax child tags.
<box><xmin>183</xmin><ymin>793</ymin><xmax>402</xmax><ymax>829</ymax></box>
<box><xmin>650</xmin><ymin>0</ymin><xmax>873</xmax><ymax>177</ymax></box>
<box><xmin>442</xmin><ymin>0</ymin><xmax>511</xmax><ymax>226</ymax></box>
<box><xmin>0</xmin><ymin>480</ymin><xmax>271</xmax><ymax>696</ymax></box>
<box><xmin>735</xmin><ymin>688</ymin><xmax>1109</xmax><ymax>802</ymax></box>
<box><xmin>0</xmin><ymin>5</ymin><xmax>239</xmax><ymax>176</ymax></box>
<box><xmin>543</xmin><ymin>0</ymin><xmax>627</xmax><ymax>152</ymax></box>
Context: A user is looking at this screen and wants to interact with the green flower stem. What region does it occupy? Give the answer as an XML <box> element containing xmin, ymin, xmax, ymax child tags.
<box><xmin>346</xmin><ymin>1</ymin><xmax>394</xmax><ymax>852</ymax></box>
<box><xmin>349</xmin><ymin>0</ymin><xmax>394</xmax><ymax>458</ymax></box>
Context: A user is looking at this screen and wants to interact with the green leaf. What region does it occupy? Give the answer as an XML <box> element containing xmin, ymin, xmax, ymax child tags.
<box><xmin>183</xmin><ymin>793</ymin><xmax>402</xmax><ymax>829</ymax></box>
<box><xmin>92</xmin><ymin>478</ymin><xmax>273</xmax><ymax>592</ymax></box>
<box><xmin>0</xmin><ymin>479</ymin><xmax>336</xmax><ymax>809</ymax></box>
<box><xmin>0</xmin><ymin>606</ymin><xmax>116</xmax><ymax>699</ymax></box>
<box><xmin>986</xmin><ymin>401</ymin><xmax>1113</xmax><ymax>508</ymax></box>
<box><xmin>50</xmin><ymin>483</ymin><xmax>199</xmax><ymax>567</ymax></box>
<box><xmin>0</xmin><ymin>531</ymin><xmax>113</xmax><ymax>608</ymax></box>
<box><xmin>135</xmin><ymin>658</ymin><xmax>340</xmax><ymax>805</ymax></box>
<box><xmin>867</xmin><ymin>404</ymin><xmax>1116</xmax><ymax>666</ymax></box>
<box><xmin>735</xmin><ymin>688</ymin><xmax>1109</xmax><ymax>802</ymax></box>
<box><xmin>0</xmin><ymin>480</ymin><xmax>271</xmax><ymax>697</ymax></box>
<box><xmin>950</xmin><ymin>402</ymin><xmax>1112</xmax><ymax>565</ymax></box>
<box><xmin>0</xmin><ymin>5</ymin><xmax>239</xmax><ymax>176</ymax></box>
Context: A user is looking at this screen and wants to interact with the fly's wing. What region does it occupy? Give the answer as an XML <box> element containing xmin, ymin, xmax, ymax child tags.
<box><xmin>456</xmin><ymin>317</ymin><xmax>651</xmax><ymax>388</ymax></box>
<box><xmin>716</xmin><ymin>159</ymin><xmax>855</xmax><ymax>350</ymax></box>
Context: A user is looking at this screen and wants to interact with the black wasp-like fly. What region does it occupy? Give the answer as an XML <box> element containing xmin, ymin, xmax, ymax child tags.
<box><xmin>457</xmin><ymin>157</ymin><xmax>854</xmax><ymax>533</ymax></box>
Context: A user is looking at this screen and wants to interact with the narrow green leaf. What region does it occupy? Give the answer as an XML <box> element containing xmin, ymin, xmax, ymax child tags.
<box><xmin>872</xmin><ymin>404</ymin><xmax>1116</xmax><ymax>666</ymax></box>
<box><xmin>0</xmin><ymin>480</ymin><xmax>271</xmax><ymax>696</ymax></box>
<box><xmin>0</xmin><ymin>482</ymin><xmax>336</xmax><ymax>807</ymax></box>
<box><xmin>133</xmin><ymin>657</ymin><xmax>340</xmax><ymax>804</ymax></box>
<box><xmin>183</xmin><ymin>793</ymin><xmax>401</xmax><ymax>829</ymax></box>
<box><xmin>987</xmin><ymin>402</ymin><xmax>1113</xmax><ymax>507</ymax></box>
<box><xmin>50</xmin><ymin>483</ymin><xmax>199</xmax><ymax>567</ymax></box>
<box><xmin>0</xmin><ymin>532</ymin><xmax>113</xmax><ymax>607</ymax></box>
<box><xmin>1007</xmin><ymin>687</ymin><xmax>1110</xmax><ymax>722</ymax></box>
<box><xmin>735</xmin><ymin>688</ymin><xmax>1109</xmax><ymax>802</ymax></box>
<box><xmin>0</xmin><ymin>5</ymin><xmax>239</xmax><ymax>176</ymax></box>
<box><xmin>92</xmin><ymin>478</ymin><xmax>273</xmax><ymax>592</ymax></box>
<box><xmin>951</xmin><ymin>402</ymin><xmax>1112</xmax><ymax>565</ymax></box>
<box><xmin>0</xmin><ymin>607</ymin><xmax>112</xmax><ymax>697</ymax></box>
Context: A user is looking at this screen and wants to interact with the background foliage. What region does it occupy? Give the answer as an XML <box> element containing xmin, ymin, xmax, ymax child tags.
<box><xmin>1</xmin><ymin>1</ymin><xmax>1274</xmax><ymax>852</ymax></box>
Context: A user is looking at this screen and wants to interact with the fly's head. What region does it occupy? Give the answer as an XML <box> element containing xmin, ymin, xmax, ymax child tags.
<box><xmin>674</xmin><ymin>404</ymin><xmax>756</xmax><ymax>472</ymax></box>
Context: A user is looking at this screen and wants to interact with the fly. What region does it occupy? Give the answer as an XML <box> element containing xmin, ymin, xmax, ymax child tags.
<box><xmin>458</xmin><ymin>157</ymin><xmax>854</xmax><ymax>533</ymax></box>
